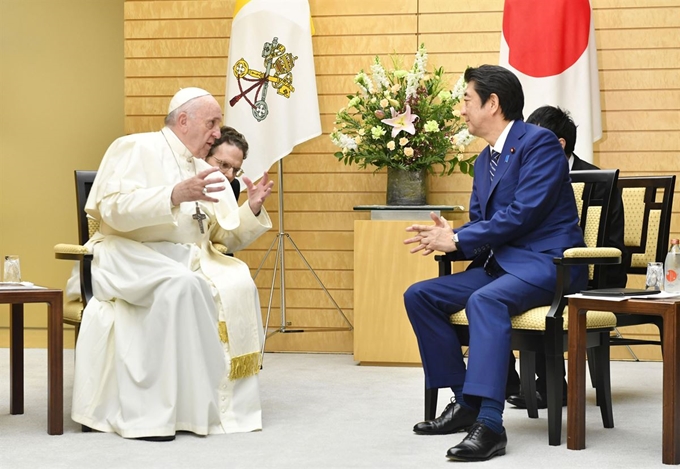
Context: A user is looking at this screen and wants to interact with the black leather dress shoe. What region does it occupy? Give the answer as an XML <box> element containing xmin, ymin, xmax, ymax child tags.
<box><xmin>505</xmin><ymin>384</ymin><xmax>521</xmax><ymax>399</ymax></box>
<box><xmin>506</xmin><ymin>391</ymin><xmax>567</xmax><ymax>409</ymax></box>
<box><xmin>134</xmin><ymin>435</ymin><xmax>176</xmax><ymax>442</ymax></box>
<box><xmin>446</xmin><ymin>422</ymin><xmax>507</xmax><ymax>462</ymax></box>
<box><xmin>413</xmin><ymin>400</ymin><xmax>478</xmax><ymax>435</ymax></box>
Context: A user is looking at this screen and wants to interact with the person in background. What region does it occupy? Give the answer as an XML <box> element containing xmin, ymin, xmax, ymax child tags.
<box><xmin>402</xmin><ymin>65</ymin><xmax>588</xmax><ymax>462</ymax></box>
<box><xmin>207</xmin><ymin>126</ymin><xmax>249</xmax><ymax>202</ymax></box>
<box><xmin>505</xmin><ymin>105</ymin><xmax>629</xmax><ymax>410</ymax></box>
<box><xmin>70</xmin><ymin>87</ymin><xmax>274</xmax><ymax>441</ymax></box>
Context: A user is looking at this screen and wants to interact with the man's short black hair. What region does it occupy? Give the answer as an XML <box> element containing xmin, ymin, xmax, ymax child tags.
<box><xmin>463</xmin><ymin>65</ymin><xmax>524</xmax><ymax>121</ymax></box>
<box><xmin>526</xmin><ymin>106</ymin><xmax>577</xmax><ymax>156</ymax></box>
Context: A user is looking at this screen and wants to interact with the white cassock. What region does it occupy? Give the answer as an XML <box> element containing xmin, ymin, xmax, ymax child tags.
<box><xmin>71</xmin><ymin>127</ymin><xmax>272</xmax><ymax>438</ymax></box>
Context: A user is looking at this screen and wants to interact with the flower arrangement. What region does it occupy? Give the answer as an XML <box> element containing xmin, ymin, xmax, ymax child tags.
<box><xmin>330</xmin><ymin>44</ymin><xmax>476</xmax><ymax>176</ymax></box>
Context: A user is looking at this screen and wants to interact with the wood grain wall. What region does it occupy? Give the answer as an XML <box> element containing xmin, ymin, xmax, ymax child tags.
<box><xmin>123</xmin><ymin>0</ymin><xmax>680</xmax><ymax>359</ymax></box>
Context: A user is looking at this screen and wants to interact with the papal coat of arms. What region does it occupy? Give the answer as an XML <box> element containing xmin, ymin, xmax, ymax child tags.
<box><xmin>229</xmin><ymin>37</ymin><xmax>298</xmax><ymax>122</ymax></box>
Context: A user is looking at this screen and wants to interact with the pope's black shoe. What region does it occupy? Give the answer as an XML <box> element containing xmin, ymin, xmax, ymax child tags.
<box><xmin>413</xmin><ymin>400</ymin><xmax>478</xmax><ymax>435</ymax></box>
<box><xmin>506</xmin><ymin>391</ymin><xmax>567</xmax><ymax>409</ymax></box>
<box><xmin>134</xmin><ymin>435</ymin><xmax>176</xmax><ymax>442</ymax></box>
<box><xmin>446</xmin><ymin>422</ymin><xmax>507</xmax><ymax>462</ymax></box>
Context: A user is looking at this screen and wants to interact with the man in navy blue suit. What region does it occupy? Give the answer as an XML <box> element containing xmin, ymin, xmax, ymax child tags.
<box><xmin>403</xmin><ymin>65</ymin><xmax>588</xmax><ymax>462</ymax></box>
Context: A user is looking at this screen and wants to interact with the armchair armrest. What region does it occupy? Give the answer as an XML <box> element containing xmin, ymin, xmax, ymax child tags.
<box><xmin>54</xmin><ymin>243</ymin><xmax>89</xmax><ymax>261</ymax></box>
<box><xmin>561</xmin><ymin>247</ymin><xmax>622</xmax><ymax>265</ymax></box>
<box><xmin>434</xmin><ymin>254</ymin><xmax>452</xmax><ymax>276</ymax></box>
<box><xmin>54</xmin><ymin>243</ymin><xmax>93</xmax><ymax>307</ymax></box>
<box><xmin>546</xmin><ymin>247</ymin><xmax>622</xmax><ymax>321</ymax></box>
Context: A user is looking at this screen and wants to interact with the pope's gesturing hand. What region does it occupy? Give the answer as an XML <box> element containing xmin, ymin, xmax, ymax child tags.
<box><xmin>171</xmin><ymin>167</ymin><xmax>226</xmax><ymax>206</ymax></box>
<box><xmin>245</xmin><ymin>171</ymin><xmax>274</xmax><ymax>215</ymax></box>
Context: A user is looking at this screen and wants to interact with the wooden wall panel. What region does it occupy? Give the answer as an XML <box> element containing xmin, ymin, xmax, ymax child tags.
<box><xmin>602</xmin><ymin>93</ymin><xmax>680</xmax><ymax>113</ymax></box>
<box><xmin>124</xmin><ymin>0</ymin><xmax>680</xmax><ymax>359</ymax></box>
<box><xmin>314</xmin><ymin>16</ymin><xmax>417</xmax><ymax>35</ymax></box>
<box><xmin>125</xmin><ymin>38</ymin><xmax>230</xmax><ymax>57</ymax></box>
<box><xmin>313</xmin><ymin>36</ymin><xmax>416</xmax><ymax>56</ymax></box>
<box><xmin>308</xmin><ymin>0</ymin><xmax>417</xmax><ymax>16</ymax></box>
<box><xmin>125</xmin><ymin>1</ymin><xmax>231</xmax><ymax>19</ymax></box>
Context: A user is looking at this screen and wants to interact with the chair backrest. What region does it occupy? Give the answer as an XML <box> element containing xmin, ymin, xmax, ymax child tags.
<box><xmin>617</xmin><ymin>175</ymin><xmax>676</xmax><ymax>275</ymax></box>
<box><xmin>75</xmin><ymin>170</ymin><xmax>97</xmax><ymax>245</ymax></box>
<box><xmin>570</xmin><ymin>169</ymin><xmax>619</xmax><ymax>287</ymax></box>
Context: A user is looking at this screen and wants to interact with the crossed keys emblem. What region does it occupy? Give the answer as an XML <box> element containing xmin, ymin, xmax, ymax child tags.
<box><xmin>229</xmin><ymin>37</ymin><xmax>298</xmax><ymax>122</ymax></box>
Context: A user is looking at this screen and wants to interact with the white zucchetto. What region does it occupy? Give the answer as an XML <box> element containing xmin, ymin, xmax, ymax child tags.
<box><xmin>167</xmin><ymin>87</ymin><xmax>211</xmax><ymax>114</ymax></box>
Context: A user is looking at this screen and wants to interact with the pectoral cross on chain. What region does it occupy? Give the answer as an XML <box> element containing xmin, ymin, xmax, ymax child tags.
<box><xmin>193</xmin><ymin>203</ymin><xmax>207</xmax><ymax>234</ymax></box>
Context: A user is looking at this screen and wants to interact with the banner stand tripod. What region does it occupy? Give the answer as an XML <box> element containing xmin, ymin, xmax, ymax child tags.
<box><xmin>254</xmin><ymin>160</ymin><xmax>353</xmax><ymax>360</ymax></box>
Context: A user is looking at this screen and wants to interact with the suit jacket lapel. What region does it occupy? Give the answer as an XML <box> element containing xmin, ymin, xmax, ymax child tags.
<box><xmin>489</xmin><ymin>121</ymin><xmax>525</xmax><ymax>194</ymax></box>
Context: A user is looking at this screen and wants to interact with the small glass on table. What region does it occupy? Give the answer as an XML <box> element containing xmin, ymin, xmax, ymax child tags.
<box><xmin>645</xmin><ymin>261</ymin><xmax>664</xmax><ymax>291</ymax></box>
<box><xmin>3</xmin><ymin>255</ymin><xmax>21</xmax><ymax>283</ymax></box>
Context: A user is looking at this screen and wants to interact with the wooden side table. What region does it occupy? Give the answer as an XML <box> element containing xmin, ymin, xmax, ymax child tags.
<box><xmin>0</xmin><ymin>287</ymin><xmax>63</xmax><ymax>435</ymax></box>
<box><xmin>567</xmin><ymin>296</ymin><xmax>680</xmax><ymax>465</ymax></box>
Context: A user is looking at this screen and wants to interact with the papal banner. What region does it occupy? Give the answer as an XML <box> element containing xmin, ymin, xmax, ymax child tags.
<box><xmin>499</xmin><ymin>0</ymin><xmax>602</xmax><ymax>163</ymax></box>
<box><xmin>224</xmin><ymin>0</ymin><xmax>321</xmax><ymax>183</ymax></box>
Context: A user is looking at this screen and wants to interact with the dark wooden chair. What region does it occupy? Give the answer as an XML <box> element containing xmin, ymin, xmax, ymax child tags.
<box><xmin>611</xmin><ymin>175</ymin><xmax>676</xmax><ymax>352</ymax></box>
<box><xmin>424</xmin><ymin>169</ymin><xmax>622</xmax><ymax>446</ymax></box>
<box><xmin>54</xmin><ymin>170</ymin><xmax>97</xmax><ymax>345</ymax></box>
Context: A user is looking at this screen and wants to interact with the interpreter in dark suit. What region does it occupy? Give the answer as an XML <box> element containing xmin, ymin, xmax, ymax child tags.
<box><xmin>207</xmin><ymin>126</ymin><xmax>247</xmax><ymax>256</ymax></box>
<box><xmin>403</xmin><ymin>66</ymin><xmax>588</xmax><ymax>462</ymax></box>
<box><xmin>505</xmin><ymin>105</ymin><xmax>629</xmax><ymax>409</ymax></box>
<box><xmin>207</xmin><ymin>126</ymin><xmax>248</xmax><ymax>202</ymax></box>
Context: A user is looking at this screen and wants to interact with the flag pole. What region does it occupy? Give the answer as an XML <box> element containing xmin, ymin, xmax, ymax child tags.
<box><xmin>255</xmin><ymin>159</ymin><xmax>353</xmax><ymax>359</ymax></box>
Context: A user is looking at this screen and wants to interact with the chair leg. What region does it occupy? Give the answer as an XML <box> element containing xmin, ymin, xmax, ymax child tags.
<box><xmin>425</xmin><ymin>386</ymin><xmax>439</xmax><ymax>421</ymax></box>
<box><xmin>519</xmin><ymin>351</ymin><xmax>538</xmax><ymax>419</ymax></box>
<box><xmin>593</xmin><ymin>334</ymin><xmax>614</xmax><ymax>429</ymax></box>
<box><xmin>586</xmin><ymin>348</ymin><xmax>597</xmax><ymax>389</ymax></box>
<box><xmin>546</xmin><ymin>351</ymin><xmax>564</xmax><ymax>446</ymax></box>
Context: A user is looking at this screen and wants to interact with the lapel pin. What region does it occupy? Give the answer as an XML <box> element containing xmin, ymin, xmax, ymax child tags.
<box><xmin>510</xmin><ymin>147</ymin><xmax>515</xmax><ymax>153</ymax></box>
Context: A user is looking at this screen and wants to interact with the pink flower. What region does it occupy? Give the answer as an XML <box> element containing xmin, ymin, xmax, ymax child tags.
<box><xmin>381</xmin><ymin>104</ymin><xmax>418</xmax><ymax>138</ymax></box>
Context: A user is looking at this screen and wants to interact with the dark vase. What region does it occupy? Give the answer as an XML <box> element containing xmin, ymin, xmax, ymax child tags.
<box><xmin>386</xmin><ymin>167</ymin><xmax>428</xmax><ymax>205</ymax></box>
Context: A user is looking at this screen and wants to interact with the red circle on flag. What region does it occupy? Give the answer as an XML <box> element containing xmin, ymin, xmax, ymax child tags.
<box><xmin>503</xmin><ymin>0</ymin><xmax>591</xmax><ymax>78</ymax></box>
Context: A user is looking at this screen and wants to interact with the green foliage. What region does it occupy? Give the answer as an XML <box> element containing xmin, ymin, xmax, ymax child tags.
<box><xmin>330</xmin><ymin>44</ymin><xmax>476</xmax><ymax>176</ymax></box>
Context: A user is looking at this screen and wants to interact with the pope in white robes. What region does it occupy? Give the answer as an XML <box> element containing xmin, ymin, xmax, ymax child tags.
<box><xmin>71</xmin><ymin>88</ymin><xmax>274</xmax><ymax>439</ymax></box>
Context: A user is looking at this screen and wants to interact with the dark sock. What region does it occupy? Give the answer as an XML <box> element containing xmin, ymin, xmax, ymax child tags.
<box><xmin>477</xmin><ymin>397</ymin><xmax>504</xmax><ymax>434</ymax></box>
<box><xmin>451</xmin><ymin>384</ymin><xmax>471</xmax><ymax>409</ymax></box>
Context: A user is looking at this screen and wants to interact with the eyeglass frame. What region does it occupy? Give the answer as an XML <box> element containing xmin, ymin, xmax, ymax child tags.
<box><xmin>207</xmin><ymin>155</ymin><xmax>244</xmax><ymax>177</ymax></box>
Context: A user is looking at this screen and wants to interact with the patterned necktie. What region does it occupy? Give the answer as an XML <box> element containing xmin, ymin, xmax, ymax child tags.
<box><xmin>489</xmin><ymin>150</ymin><xmax>500</xmax><ymax>183</ymax></box>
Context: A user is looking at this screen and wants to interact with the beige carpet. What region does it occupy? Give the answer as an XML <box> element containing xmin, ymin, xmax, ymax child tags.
<box><xmin>0</xmin><ymin>349</ymin><xmax>668</xmax><ymax>468</ymax></box>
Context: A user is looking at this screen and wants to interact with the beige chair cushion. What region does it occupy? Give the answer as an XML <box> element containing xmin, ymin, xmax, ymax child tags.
<box><xmin>450</xmin><ymin>307</ymin><xmax>616</xmax><ymax>331</ymax></box>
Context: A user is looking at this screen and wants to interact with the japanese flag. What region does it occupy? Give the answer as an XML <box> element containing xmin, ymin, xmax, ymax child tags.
<box><xmin>225</xmin><ymin>0</ymin><xmax>321</xmax><ymax>183</ymax></box>
<box><xmin>499</xmin><ymin>0</ymin><xmax>602</xmax><ymax>163</ymax></box>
